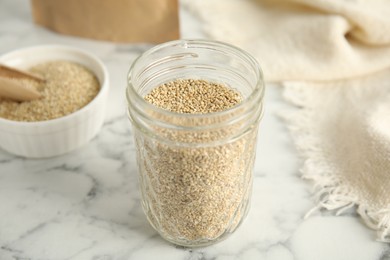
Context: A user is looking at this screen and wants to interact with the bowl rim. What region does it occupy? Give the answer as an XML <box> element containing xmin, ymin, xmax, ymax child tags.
<box><xmin>0</xmin><ymin>44</ymin><xmax>109</xmax><ymax>127</ymax></box>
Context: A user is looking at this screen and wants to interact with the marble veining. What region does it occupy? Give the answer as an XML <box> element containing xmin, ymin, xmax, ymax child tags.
<box><xmin>0</xmin><ymin>0</ymin><xmax>389</xmax><ymax>259</ymax></box>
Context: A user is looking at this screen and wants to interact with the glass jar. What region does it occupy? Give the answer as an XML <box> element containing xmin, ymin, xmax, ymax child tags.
<box><xmin>127</xmin><ymin>40</ymin><xmax>264</xmax><ymax>247</ymax></box>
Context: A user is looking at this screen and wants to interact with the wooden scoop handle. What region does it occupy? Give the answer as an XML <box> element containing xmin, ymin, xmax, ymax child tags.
<box><xmin>0</xmin><ymin>64</ymin><xmax>44</xmax><ymax>82</ymax></box>
<box><xmin>0</xmin><ymin>77</ymin><xmax>42</xmax><ymax>102</ymax></box>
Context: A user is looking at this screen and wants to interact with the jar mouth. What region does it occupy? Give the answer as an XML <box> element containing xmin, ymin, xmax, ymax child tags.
<box><xmin>127</xmin><ymin>39</ymin><xmax>265</xmax><ymax>120</ymax></box>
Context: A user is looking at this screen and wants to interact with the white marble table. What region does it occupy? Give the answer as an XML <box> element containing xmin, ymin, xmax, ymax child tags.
<box><xmin>0</xmin><ymin>1</ymin><xmax>389</xmax><ymax>259</ymax></box>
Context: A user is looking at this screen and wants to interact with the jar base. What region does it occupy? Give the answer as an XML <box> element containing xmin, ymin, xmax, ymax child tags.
<box><xmin>146</xmin><ymin>203</ymin><xmax>251</xmax><ymax>248</ymax></box>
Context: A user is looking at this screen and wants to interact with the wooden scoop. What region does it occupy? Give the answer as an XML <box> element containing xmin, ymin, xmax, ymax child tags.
<box><xmin>0</xmin><ymin>64</ymin><xmax>44</xmax><ymax>102</ymax></box>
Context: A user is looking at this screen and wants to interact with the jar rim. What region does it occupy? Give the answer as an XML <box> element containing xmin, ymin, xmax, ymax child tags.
<box><xmin>127</xmin><ymin>39</ymin><xmax>265</xmax><ymax>119</ymax></box>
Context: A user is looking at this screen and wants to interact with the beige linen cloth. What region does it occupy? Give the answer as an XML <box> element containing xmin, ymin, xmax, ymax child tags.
<box><xmin>182</xmin><ymin>0</ymin><xmax>390</xmax><ymax>242</ymax></box>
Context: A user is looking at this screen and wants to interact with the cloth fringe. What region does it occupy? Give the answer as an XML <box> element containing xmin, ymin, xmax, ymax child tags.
<box><xmin>282</xmin><ymin>84</ymin><xmax>390</xmax><ymax>243</ymax></box>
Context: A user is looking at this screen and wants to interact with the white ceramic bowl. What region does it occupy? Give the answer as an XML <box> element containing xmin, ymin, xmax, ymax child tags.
<box><xmin>0</xmin><ymin>45</ymin><xmax>109</xmax><ymax>158</ymax></box>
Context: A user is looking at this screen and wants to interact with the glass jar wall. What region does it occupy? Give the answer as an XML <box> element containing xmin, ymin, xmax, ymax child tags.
<box><xmin>127</xmin><ymin>40</ymin><xmax>264</xmax><ymax>247</ymax></box>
